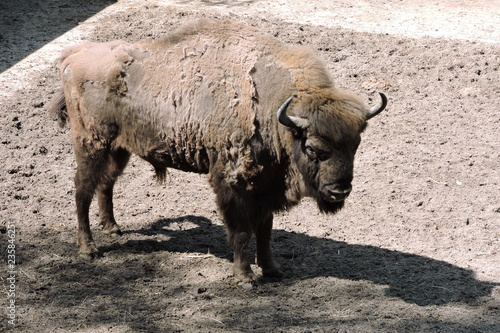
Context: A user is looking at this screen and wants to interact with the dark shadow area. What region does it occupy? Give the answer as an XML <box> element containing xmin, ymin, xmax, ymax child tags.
<box><xmin>0</xmin><ymin>0</ymin><xmax>116</xmax><ymax>73</ymax></box>
<box><xmin>116</xmin><ymin>215</ymin><xmax>232</xmax><ymax>258</ymax></box>
<box><xmin>16</xmin><ymin>215</ymin><xmax>499</xmax><ymax>332</ymax></box>
<box><xmin>103</xmin><ymin>215</ymin><xmax>498</xmax><ymax>307</ymax></box>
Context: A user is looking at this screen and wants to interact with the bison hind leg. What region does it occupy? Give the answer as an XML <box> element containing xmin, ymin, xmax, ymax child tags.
<box><xmin>74</xmin><ymin>165</ymin><xmax>100</xmax><ymax>260</ymax></box>
<box><xmin>74</xmin><ymin>145</ymin><xmax>130</xmax><ymax>260</ymax></box>
<box><xmin>97</xmin><ymin>148</ymin><xmax>131</xmax><ymax>236</ymax></box>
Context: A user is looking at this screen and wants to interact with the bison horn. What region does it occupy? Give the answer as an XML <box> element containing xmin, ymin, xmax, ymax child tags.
<box><xmin>366</xmin><ymin>92</ymin><xmax>387</xmax><ymax>120</ymax></box>
<box><xmin>277</xmin><ymin>97</ymin><xmax>310</xmax><ymax>129</ymax></box>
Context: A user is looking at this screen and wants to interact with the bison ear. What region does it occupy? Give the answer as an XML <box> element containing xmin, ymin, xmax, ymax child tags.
<box><xmin>277</xmin><ymin>97</ymin><xmax>310</xmax><ymax>129</ymax></box>
<box><xmin>366</xmin><ymin>92</ymin><xmax>387</xmax><ymax>120</ymax></box>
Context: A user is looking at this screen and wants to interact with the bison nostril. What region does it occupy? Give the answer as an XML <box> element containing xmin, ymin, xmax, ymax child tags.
<box><xmin>324</xmin><ymin>184</ymin><xmax>352</xmax><ymax>201</ymax></box>
<box><xmin>330</xmin><ymin>184</ymin><xmax>352</xmax><ymax>194</ymax></box>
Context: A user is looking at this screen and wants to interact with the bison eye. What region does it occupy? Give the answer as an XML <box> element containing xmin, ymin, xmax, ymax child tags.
<box><xmin>305</xmin><ymin>146</ymin><xmax>318</xmax><ymax>160</ymax></box>
<box><xmin>304</xmin><ymin>139</ymin><xmax>331</xmax><ymax>161</ymax></box>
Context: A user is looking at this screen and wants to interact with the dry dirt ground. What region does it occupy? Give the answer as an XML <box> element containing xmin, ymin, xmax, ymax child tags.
<box><xmin>1</xmin><ymin>0</ymin><xmax>499</xmax><ymax>332</ymax></box>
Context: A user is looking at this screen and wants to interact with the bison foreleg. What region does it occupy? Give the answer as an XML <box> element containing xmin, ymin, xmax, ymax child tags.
<box><xmin>218</xmin><ymin>195</ymin><xmax>282</xmax><ymax>283</ymax></box>
<box><xmin>229</xmin><ymin>230</ymin><xmax>254</xmax><ymax>282</ymax></box>
<box><xmin>255</xmin><ymin>213</ymin><xmax>282</xmax><ymax>279</ymax></box>
<box><xmin>216</xmin><ymin>194</ymin><xmax>255</xmax><ymax>282</ymax></box>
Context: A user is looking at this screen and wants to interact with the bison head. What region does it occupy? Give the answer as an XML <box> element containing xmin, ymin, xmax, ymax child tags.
<box><xmin>278</xmin><ymin>92</ymin><xmax>387</xmax><ymax>214</ymax></box>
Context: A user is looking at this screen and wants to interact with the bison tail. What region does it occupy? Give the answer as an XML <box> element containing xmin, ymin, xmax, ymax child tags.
<box><xmin>47</xmin><ymin>88</ymin><xmax>68</xmax><ymax>128</ymax></box>
<box><xmin>155</xmin><ymin>167</ymin><xmax>169</xmax><ymax>184</ymax></box>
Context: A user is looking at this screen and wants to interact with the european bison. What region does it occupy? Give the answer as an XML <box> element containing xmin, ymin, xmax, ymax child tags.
<box><xmin>48</xmin><ymin>20</ymin><xmax>387</xmax><ymax>283</ymax></box>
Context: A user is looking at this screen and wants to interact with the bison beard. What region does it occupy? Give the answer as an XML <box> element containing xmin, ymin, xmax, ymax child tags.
<box><xmin>317</xmin><ymin>197</ymin><xmax>345</xmax><ymax>214</ymax></box>
<box><xmin>47</xmin><ymin>19</ymin><xmax>386</xmax><ymax>286</ymax></box>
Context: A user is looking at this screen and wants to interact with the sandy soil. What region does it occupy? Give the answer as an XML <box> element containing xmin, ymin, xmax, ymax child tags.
<box><xmin>1</xmin><ymin>0</ymin><xmax>499</xmax><ymax>332</ymax></box>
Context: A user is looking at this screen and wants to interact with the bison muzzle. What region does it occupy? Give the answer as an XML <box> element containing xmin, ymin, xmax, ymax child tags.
<box><xmin>48</xmin><ymin>20</ymin><xmax>387</xmax><ymax>284</ymax></box>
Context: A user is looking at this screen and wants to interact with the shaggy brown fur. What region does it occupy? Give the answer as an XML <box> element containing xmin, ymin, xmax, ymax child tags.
<box><xmin>48</xmin><ymin>19</ymin><xmax>386</xmax><ymax>283</ymax></box>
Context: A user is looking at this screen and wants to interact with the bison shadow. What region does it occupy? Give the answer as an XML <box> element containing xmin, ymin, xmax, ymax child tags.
<box><xmin>102</xmin><ymin>214</ymin><xmax>498</xmax><ymax>306</ymax></box>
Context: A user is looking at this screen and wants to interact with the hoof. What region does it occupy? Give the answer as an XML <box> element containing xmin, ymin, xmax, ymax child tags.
<box><xmin>238</xmin><ymin>280</ymin><xmax>256</xmax><ymax>290</ymax></box>
<box><xmin>78</xmin><ymin>242</ymin><xmax>99</xmax><ymax>260</ymax></box>
<box><xmin>262</xmin><ymin>266</ymin><xmax>283</xmax><ymax>279</ymax></box>
<box><xmin>233</xmin><ymin>268</ymin><xmax>256</xmax><ymax>289</ymax></box>
<box><xmin>102</xmin><ymin>225</ymin><xmax>122</xmax><ymax>237</ymax></box>
<box><xmin>108</xmin><ymin>230</ymin><xmax>122</xmax><ymax>238</ymax></box>
<box><xmin>79</xmin><ymin>252</ymin><xmax>97</xmax><ymax>260</ymax></box>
